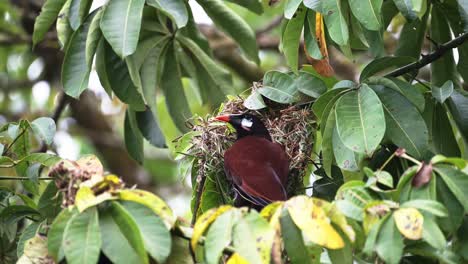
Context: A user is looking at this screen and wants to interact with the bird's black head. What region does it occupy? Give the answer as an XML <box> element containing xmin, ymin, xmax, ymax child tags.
<box><xmin>215</xmin><ymin>113</ymin><xmax>272</xmax><ymax>141</ymax></box>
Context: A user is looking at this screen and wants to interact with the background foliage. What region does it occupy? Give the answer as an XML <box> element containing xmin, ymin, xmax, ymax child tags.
<box><xmin>1</xmin><ymin>0</ymin><xmax>468</xmax><ymax>263</ymax></box>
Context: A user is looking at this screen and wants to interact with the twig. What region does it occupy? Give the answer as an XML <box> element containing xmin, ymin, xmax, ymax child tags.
<box><xmin>385</xmin><ymin>32</ymin><xmax>468</xmax><ymax>77</ymax></box>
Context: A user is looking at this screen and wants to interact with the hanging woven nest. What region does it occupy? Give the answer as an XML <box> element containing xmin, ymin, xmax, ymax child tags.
<box><xmin>183</xmin><ymin>95</ymin><xmax>317</xmax><ymax>217</ymax></box>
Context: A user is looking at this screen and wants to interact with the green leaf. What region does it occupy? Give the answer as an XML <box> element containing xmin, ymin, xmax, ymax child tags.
<box><xmin>332</xmin><ymin>127</ymin><xmax>359</xmax><ymax>171</ymax></box>
<box><xmin>31</xmin><ymin>117</ymin><xmax>56</xmax><ymax>145</ymax></box>
<box><xmin>312</xmin><ymin>88</ymin><xmax>350</xmax><ymax>123</ymax></box>
<box><xmin>432</xmin><ymin>103</ymin><xmax>460</xmax><ymax>157</ymax></box>
<box><xmin>0</xmin><ymin>205</ymin><xmax>41</xmax><ymax>224</ymax></box>
<box><xmin>296</xmin><ymin>71</ymin><xmax>327</xmax><ymax>98</ymax></box>
<box><xmin>432</xmin><ymin>80</ymin><xmax>454</xmax><ymax>104</ymax></box>
<box><xmin>401</xmin><ymin>200</ymin><xmax>448</xmax><ymax>217</ymax></box>
<box><xmin>422</xmin><ymin>215</ymin><xmax>446</xmax><ymax>250</ymax></box>
<box><xmin>204</xmin><ymin>210</ymin><xmax>235</xmax><ymax>264</ymax></box>
<box><xmin>61</xmin><ymin>11</ymin><xmax>96</xmax><ymax>98</ymax></box>
<box><xmin>375</xmin><ymin>216</ymin><xmax>403</xmax><ymax>264</ymax></box>
<box><xmin>38</xmin><ymin>181</ymin><xmax>62</xmax><ymax>221</ymax></box>
<box><xmin>285</xmin><ymin>0</ymin><xmax>303</xmax><ymax>19</ymax></box>
<box><xmin>304</xmin><ymin>0</ymin><xmax>322</xmax><ymax>12</ymax></box>
<box><xmin>282</xmin><ymin>5</ymin><xmax>307</xmax><ymax>73</ymax></box>
<box><xmin>335</xmin><ymin>84</ymin><xmax>386</xmax><ymax>155</ymax></box>
<box><xmin>100</xmin><ymin>0</ymin><xmax>145</xmax><ymax>57</ymax></box>
<box><xmin>33</xmin><ymin>0</ymin><xmax>67</xmax><ymax>46</ymax></box>
<box><xmin>85</xmin><ymin>8</ymin><xmax>103</xmax><ymax>66</ymax></box>
<box><xmin>160</xmin><ymin>42</ymin><xmax>192</xmax><ymax>133</ymax></box>
<box><xmin>19</xmin><ymin>153</ymin><xmax>61</xmax><ymax>167</ymax></box>
<box><xmin>363</xmin><ymin>214</ymin><xmax>386</xmax><ymax>255</ymax></box>
<box><xmin>395</xmin><ymin>10</ymin><xmax>429</xmax><ymax>59</ymax></box>
<box><xmin>392</xmin><ymin>0</ymin><xmax>417</xmax><ymax>21</ymax></box>
<box><xmin>124</xmin><ymin>110</ymin><xmax>144</xmax><ymax>164</ymax></box>
<box><xmin>328</xmin><ymin>228</ymin><xmax>353</xmax><ymax>264</ymax></box>
<box><xmin>348</xmin><ymin>0</ymin><xmax>382</xmax><ymax>30</ymax></box>
<box><xmin>135</xmin><ymin>107</ymin><xmax>166</xmax><ymax>148</ymax></box>
<box><xmin>197</xmin><ymin>0</ymin><xmax>259</xmax><ymax>63</ymax></box>
<box><xmin>280</xmin><ymin>210</ymin><xmax>310</xmax><ymax>264</ymax></box>
<box><xmin>147</xmin><ymin>0</ymin><xmax>188</xmax><ymax>28</ymax></box>
<box><xmin>225</xmin><ymin>0</ymin><xmax>263</xmax><ymax>14</ymax></box>
<box><xmin>56</xmin><ymin>0</ymin><xmax>73</xmax><ymax>49</ymax></box>
<box><xmin>322</xmin><ymin>110</ymin><xmax>336</xmax><ymax>176</ymax></box>
<box><xmin>447</xmin><ymin>91</ymin><xmax>468</xmax><ymax>148</ymax></box>
<box><xmin>304</xmin><ymin>10</ymin><xmax>323</xmax><ymax>60</ymax></box>
<box><xmin>371</xmin><ymin>85</ymin><xmax>428</xmax><ymax>158</ymax></box>
<box><xmin>360</xmin><ymin>56</ymin><xmax>416</xmax><ymax>81</ymax></box>
<box><xmin>48</xmin><ymin>208</ymin><xmax>76</xmax><ymax>262</ymax></box>
<box><xmin>431</xmin><ymin>154</ymin><xmax>467</xmax><ymax>169</ymax></box>
<box><xmin>17</xmin><ymin>222</ymin><xmax>41</xmax><ymax>258</ymax></box>
<box><xmin>322</xmin><ymin>0</ymin><xmax>349</xmax><ymax>45</ymax></box>
<box><xmin>99</xmin><ymin>205</ymin><xmax>142</xmax><ymax>264</ymax></box>
<box><xmin>176</xmin><ymin>35</ymin><xmax>232</xmax><ymax>99</ymax></box>
<box><xmin>108</xmin><ymin>202</ymin><xmax>149</xmax><ymax>264</ymax></box>
<box><xmin>101</xmin><ymin>40</ymin><xmax>145</xmax><ymax>110</ymax></box>
<box><xmin>436</xmin><ymin>177</ymin><xmax>464</xmax><ymax>233</ymax></box>
<box><xmin>244</xmin><ymin>90</ymin><xmax>266</xmax><ymax>110</ymax></box>
<box><xmin>63</xmin><ymin>208</ymin><xmax>101</xmax><ymax>264</ymax></box>
<box><xmin>430</xmin><ymin>7</ymin><xmax>458</xmax><ymax>87</ymax></box>
<box><xmin>435</xmin><ymin>165</ymin><xmax>468</xmax><ymax>212</ymax></box>
<box><xmin>95</xmin><ymin>39</ymin><xmax>113</xmax><ymax>96</ymax></box>
<box><xmin>258</xmin><ymin>71</ymin><xmax>298</xmax><ymax>103</ymax></box>
<box><xmin>121</xmin><ymin>201</ymin><xmax>171</xmax><ymax>263</ymax></box>
<box><xmin>69</xmin><ymin>0</ymin><xmax>92</xmax><ymax>30</ymax></box>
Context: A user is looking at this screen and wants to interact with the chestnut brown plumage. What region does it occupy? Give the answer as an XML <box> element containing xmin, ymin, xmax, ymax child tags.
<box><xmin>215</xmin><ymin>114</ymin><xmax>289</xmax><ymax>209</ymax></box>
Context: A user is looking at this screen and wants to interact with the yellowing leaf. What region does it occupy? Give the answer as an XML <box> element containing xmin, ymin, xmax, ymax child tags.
<box><xmin>393</xmin><ymin>208</ymin><xmax>423</xmax><ymax>240</ymax></box>
<box><xmin>260</xmin><ymin>202</ymin><xmax>283</xmax><ymax>221</ymax></box>
<box><xmin>117</xmin><ymin>189</ymin><xmax>175</xmax><ymax>228</ymax></box>
<box><xmin>75</xmin><ymin>186</ymin><xmax>115</xmax><ymax>212</ymax></box>
<box><xmin>305</xmin><ymin>13</ymin><xmax>334</xmax><ymax>77</ymax></box>
<box><xmin>227</xmin><ymin>253</ymin><xmax>249</xmax><ymax>264</ymax></box>
<box><xmin>191</xmin><ymin>205</ymin><xmax>232</xmax><ymax>250</ymax></box>
<box><xmin>286</xmin><ymin>196</ymin><xmax>344</xmax><ymax>249</ymax></box>
<box><xmin>318</xmin><ymin>200</ymin><xmax>356</xmax><ymax>242</ymax></box>
<box><xmin>363</xmin><ymin>201</ymin><xmax>392</xmax><ymax>234</ymax></box>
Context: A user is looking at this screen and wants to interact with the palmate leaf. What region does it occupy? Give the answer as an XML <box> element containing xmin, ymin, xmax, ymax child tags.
<box><xmin>135</xmin><ymin>107</ymin><xmax>166</xmax><ymax>148</ymax></box>
<box><xmin>100</xmin><ymin>0</ymin><xmax>145</xmax><ymax>58</ymax></box>
<box><xmin>146</xmin><ymin>0</ymin><xmax>188</xmax><ymax>28</ymax></box>
<box><xmin>33</xmin><ymin>0</ymin><xmax>67</xmax><ymax>46</ymax></box>
<box><xmin>335</xmin><ymin>84</ymin><xmax>386</xmax><ymax>155</ymax></box>
<box><xmin>196</xmin><ymin>0</ymin><xmax>259</xmax><ymax>64</ymax></box>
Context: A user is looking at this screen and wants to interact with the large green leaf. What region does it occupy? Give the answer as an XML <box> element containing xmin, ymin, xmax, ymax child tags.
<box><xmin>432</xmin><ymin>103</ymin><xmax>460</xmax><ymax>157</ymax></box>
<box><xmin>100</xmin><ymin>0</ymin><xmax>145</xmax><ymax>57</ymax></box>
<box><xmin>304</xmin><ymin>10</ymin><xmax>323</xmax><ymax>60</ymax></box>
<box><xmin>30</xmin><ymin>117</ymin><xmax>56</xmax><ymax>145</ymax></box>
<box><xmin>436</xmin><ymin>177</ymin><xmax>464</xmax><ymax>233</ymax></box>
<box><xmin>197</xmin><ymin>0</ymin><xmax>259</xmax><ymax>63</ymax></box>
<box><xmin>430</xmin><ymin>7</ymin><xmax>458</xmax><ymax>87</ymax></box>
<box><xmin>63</xmin><ymin>208</ymin><xmax>101</xmax><ymax>264</ymax></box>
<box><xmin>447</xmin><ymin>91</ymin><xmax>468</xmax><ymax>150</ymax></box>
<box><xmin>282</xmin><ymin>5</ymin><xmax>307</xmax><ymax>73</ymax></box>
<box><xmin>160</xmin><ymin>42</ymin><xmax>192</xmax><ymax>133</ymax></box>
<box><xmin>360</xmin><ymin>56</ymin><xmax>416</xmax><ymax>81</ymax></box>
<box><xmin>296</xmin><ymin>71</ymin><xmax>327</xmax><ymax>98</ymax></box>
<box><xmin>101</xmin><ymin>41</ymin><xmax>145</xmax><ymax>110</ymax></box>
<box><xmin>312</xmin><ymin>88</ymin><xmax>350</xmax><ymax>123</ymax></box>
<box><xmin>392</xmin><ymin>0</ymin><xmax>417</xmax><ymax>21</ymax></box>
<box><xmin>432</xmin><ymin>80</ymin><xmax>454</xmax><ymax>104</ymax></box>
<box><xmin>280</xmin><ymin>211</ymin><xmax>311</xmax><ymax>264</ymax></box>
<box><xmin>375</xmin><ymin>216</ymin><xmax>404</xmax><ymax>264</ymax></box>
<box><xmin>56</xmin><ymin>0</ymin><xmax>73</xmax><ymax>49</ymax></box>
<box><xmin>17</xmin><ymin>222</ymin><xmax>41</xmax><ymax>258</ymax></box>
<box><xmin>435</xmin><ymin>165</ymin><xmax>468</xmax><ymax>212</ymax></box>
<box><xmin>69</xmin><ymin>0</ymin><xmax>92</xmax><ymax>30</ymax></box>
<box><xmin>85</xmin><ymin>8</ymin><xmax>103</xmax><ymax>66</ymax></box>
<box><xmin>61</xmin><ymin>11</ymin><xmax>96</xmax><ymax>98</ymax></box>
<box><xmin>395</xmin><ymin>10</ymin><xmax>429</xmax><ymax>59</ymax></box>
<box><xmin>258</xmin><ymin>71</ymin><xmax>299</xmax><ymax>103</ymax></box>
<box><xmin>372</xmin><ymin>86</ymin><xmax>428</xmax><ymax>158</ymax></box>
<box><xmin>121</xmin><ymin>201</ymin><xmax>171</xmax><ymax>263</ymax></box>
<box><xmin>124</xmin><ymin>110</ymin><xmax>144</xmax><ymax>164</ymax></box>
<box><xmin>322</xmin><ymin>0</ymin><xmax>349</xmax><ymax>45</ymax></box>
<box><xmin>100</xmin><ymin>205</ymin><xmax>142</xmax><ymax>264</ymax></box>
<box><xmin>147</xmin><ymin>0</ymin><xmax>188</xmax><ymax>28</ymax></box>
<box><xmin>32</xmin><ymin>0</ymin><xmax>67</xmax><ymax>46</ymax></box>
<box><xmin>335</xmin><ymin>84</ymin><xmax>386</xmax><ymax>155</ymax></box>
<box><xmin>422</xmin><ymin>215</ymin><xmax>446</xmax><ymax>250</ymax></box>
<box><xmin>332</xmin><ymin>127</ymin><xmax>359</xmax><ymax>171</ymax></box>
<box><xmin>348</xmin><ymin>0</ymin><xmax>382</xmax><ymax>30</ymax></box>
<box><xmin>285</xmin><ymin>0</ymin><xmax>303</xmax><ymax>19</ymax></box>
<box><xmin>204</xmin><ymin>210</ymin><xmax>235</xmax><ymax>264</ymax></box>
<box><xmin>48</xmin><ymin>208</ymin><xmax>76</xmax><ymax>262</ymax></box>
<box><xmin>322</xmin><ymin>110</ymin><xmax>336</xmax><ymax>176</ymax></box>
<box><xmin>135</xmin><ymin>107</ymin><xmax>166</xmax><ymax>148</ymax></box>
<box><xmin>225</xmin><ymin>0</ymin><xmax>263</xmax><ymax>14</ymax></box>
<box><xmin>401</xmin><ymin>200</ymin><xmax>448</xmax><ymax>217</ymax></box>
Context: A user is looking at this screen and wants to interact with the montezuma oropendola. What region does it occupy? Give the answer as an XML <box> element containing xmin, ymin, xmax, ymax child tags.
<box><xmin>215</xmin><ymin>114</ymin><xmax>289</xmax><ymax>210</ymax></box>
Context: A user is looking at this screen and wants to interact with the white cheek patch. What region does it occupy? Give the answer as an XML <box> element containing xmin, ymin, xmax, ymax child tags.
<box><xmin>241</xmin><ymin>119</ymin><xmax>253</xmax><ymax>131</ymax></box>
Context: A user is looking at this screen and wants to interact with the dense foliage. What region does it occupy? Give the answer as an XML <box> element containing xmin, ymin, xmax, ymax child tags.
<box><xmin>1</xmin><ymin>0</ymin><xmax>468</xmax><ymax>263</ymax></box>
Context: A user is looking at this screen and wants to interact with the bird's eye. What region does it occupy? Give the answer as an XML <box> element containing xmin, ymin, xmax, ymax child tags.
<box><xmin>241</xmin><ymin>118</ymin><xmax>253</xmax><ymax>128</ymax></box>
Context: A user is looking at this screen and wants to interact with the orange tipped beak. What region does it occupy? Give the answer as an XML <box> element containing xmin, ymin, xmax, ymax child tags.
<box><xmin>215</xmin><ymin>115</ymin><xmax>230</xmax><ymax>122</ymax></box>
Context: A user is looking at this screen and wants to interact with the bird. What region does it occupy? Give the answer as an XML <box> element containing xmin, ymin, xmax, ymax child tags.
<box><xmin>215</xmin><ymin>113</ymin><xmax>289</xmax><ymax>210</ymax></box>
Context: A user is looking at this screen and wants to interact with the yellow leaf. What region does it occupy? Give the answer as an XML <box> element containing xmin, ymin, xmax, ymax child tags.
<box><xmin>393</xmin><ymin>208</ymin><xmax>423</xmax><ymax>240</ymax></box>
<box><xmin>191</xmin><ymin>205</ymin><xmax>232</xmax><ymax>250</ymax></box>
<box><xmin>117</xmin><ymin>189</ymin><xmax>175</xmax><ymax>228</ymax></box>
<box><xmin>304</xmin><ymin>13</ymin><xmax>334</xmax><ymax>77</ymax></box>
<box><xmin>260</xmin><ymin>201</ymin><xmax>283</xmax><ymax>221</ymax></box>
<box><xmin>75</xmin><ymin>186</ymin><xmax>115</xmax><ymax>212</ymax></box>
<box><xmin>286</xmin><ymin>196</ymin><xmax>344</xmax><ymax>249</ymax></box>
<box><xmin>317</xmin><ymin>199</ymin><xmax>356</xmax><ymax>242</ymax></box>
<box><xmin>227</xmin><ymin>253</ymin><xmax>249</xmax><ymax>264</ymax></box>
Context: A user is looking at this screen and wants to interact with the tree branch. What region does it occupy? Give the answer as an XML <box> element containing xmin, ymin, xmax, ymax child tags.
<box><xmin>386</xmin><ymin>32</ymin><xmax>468</xmax><ymax>78</ymax></box>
